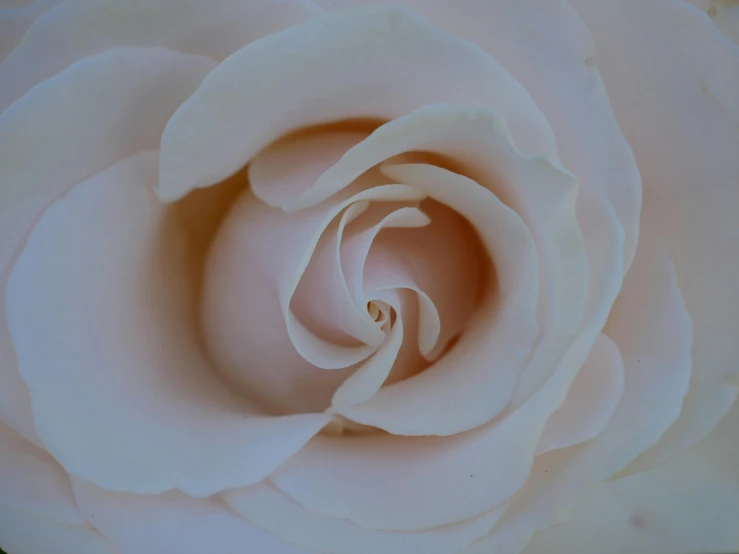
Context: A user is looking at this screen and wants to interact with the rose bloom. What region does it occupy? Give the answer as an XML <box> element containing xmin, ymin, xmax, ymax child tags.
<box><xmin>1</xmin><ymin>0</ymin><xmax>738</xmax><ymax>553</ymax></box>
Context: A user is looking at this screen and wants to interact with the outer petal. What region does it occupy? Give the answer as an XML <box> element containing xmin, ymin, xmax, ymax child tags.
<box><xmin>0</xmin><ymin>423</ymin><xmax>113</xmax><ymax>554</ymax></box>
<box><xmin>315</xmin><ymin>0</ymin><xmax>641</xmax><ymax>273</ymax></box>
<box><xmin>0</xmin><ymin>0</ymin><xmax>321</xmax><ymax>111</ymax></box>
<box><xmin>5</xmin><ymin>152</ymin><xmax>329</xmax><ymax>497</ymax></box>
<box><xmin>158</xmin><ymin>5</ymin><xmax>558</xmax><ymax>202</ymax></box>
<box><xmin>0</xmin><ymin>47</ymin><xmax>214</xmax><ymax>445</ymax></box>
<box><xmin>0</xmin><ymin>0</ymin><xmax>59</xmax><ymax>63</ymax></box>
<box><xmin>464</xmin><ymin>233</ymin><xmax>693</xmax><ymax>554</ymax></box>
<box><xmin>571</xmin><ymin>0</ymin><xmax>739</xmax><ymax>468</ymax></box>
<box><xmin>521</xmin><ymin>398</ymin><xmax>739</xmax><ymax>554</ymax></box>
<box><xmin>224</xmin><ymin>482</ymin><xmax>505</xmax><ymax>554</ymax></box>
<box><xmin>72</xmin><ymin>481</ymin><xmax>314</xmax><ymax>554</ymax></box>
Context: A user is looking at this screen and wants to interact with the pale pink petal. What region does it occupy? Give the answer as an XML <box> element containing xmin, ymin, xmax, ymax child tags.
<box><xmin>0</xmin><ymin>0</ymin><xmax>59</xmax><ymax>64</ymax></box>
<box><xmin>537</xmin><ymin>333</ymin><xmax>624</xmax><ymax>454</ymax></box>
<box><xmin>5</xmin><ymin>152</ymin><xmax>330</xmax><ymax>496</ymax></box>
<box><xmin>0</xmin><ymin>0</ymin><xmax>321</xmax><ymax>111</ymax></box>
<box><xmin>464</xmin><ymin>233</ymin><xmax>693</xmax><ymax>554</ymax></box>
<box><xmin>521</xmin><ymin>399</ymin><xmax>739</xmax><ymax>554</ymax></box>
<box><xmin>0</xmin><ymin>422</ymin><xmax>86</xmax><ymax>527</ymax></box>
<box><xmin>270</xmin><ymin>196</ymin><xmax>618</xmax><ymax>532</ymax></box>
<box><xmin>249</xmin><ymin>130</ymin><xmax>371</xmax><ymax>208</ymax></box>
<box><xmin>330</xmin><ymin>161</ymin><xmax>538</xmax><ymax>436</ymax></box>
<box><xmin>0</xmin><ymin>507</ymin><xmax>113</xmax><ymax>554</ymax></box>
<box><xmin>158</xmin><ymin>5</ymin><xmax>558</xmax><ymax>202</ymax></box>
<box><xmin>72</xmin><ymin>481</ymin><xmax>313</xmax><ymax>554</ymax></box>
<box><xmin>572</xmin><ymin>0</ymin><xmax>739</xmax><ymax>468</ymax></box>
<box><xmin>223</xmin><ymin>482</ymin><xmax>506</xmax><ymax>554</ymax></box>
<box><xmin>202</xmin><ymin>175</ymin><xmax>426</xmax><ymax>412</ymax></box>
<box><xmin>315</xmin><ymin>0</ymin><xmax>641</xmax><ymax>272</ymax></box>
<box><xmin>0</xmin><ymin>46</ymin><xmax>213</xmax><ymax>445</ymax></box>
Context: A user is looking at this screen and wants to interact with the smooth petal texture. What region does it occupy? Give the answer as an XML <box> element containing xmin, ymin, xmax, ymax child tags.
<box><xmin>0</xmin><ymin>46</ymin><xmax>213</xmax><ymax>445</ymax></box>
<box><xmin>334</xmin><ymin>161</ymin><xmax>538</xmax><ymax>436</ymax></box>
<box><xmin>464</xmin><ymin>233</ymin><xmax>692</xmax><ymax>554</ymax></box>
<box><xmin>521</xmin><ymin>399</ymin><xmax>739</xmax><ymax>554</ymax></box>
<box><xmin>315</xmin><ymin>0</ymin><xmax>641</xmax><ymax>272</ymax></box>
<box><xmin>0</xmin><ymin>422</ymin><xmax>86</xmax><ymax>527</ymax></box>
<box><xmin>536</xmin><ymin>333</ymin><xmax>624</xmax><ymax>455</ymax></box>
<box><xmin>202</xmin><ymin>179</ymin><xmax>426</xmax><ymax>412</ymax></box>
<box><xmin>0</xmin><ymin>0</ymin><xmax>321</xmax><ymax>111</ymax></box>
<box><xmin>0</xmin><ymin>0</ymin><xmax>59</xmax><ymax>63</ymax></box>
<box><xmin>224</xmin><ymin>482</ymin><xmax>506</xmax><ymax>554</ymax></box>
<box><xmin>158</xmin><ymin>5</ymin><xmax>558</xmax><ymax>202</ymax></box>
<box><xmin>0</xmin><ymin>507</ymin><xmax>113</xmax><ymax>554</ymax></box>
<box><xmin>572</xmin><ymin>0</ymin><xmax>739</xmax><ymax>467</ymax></box>
<box><xmin>0</xmin><ymin>422</ymin><xmax>113</xmax><ymax>554</ymax></box>
<box><xmin>5</xmin><ymin>152</ymin><xmax>330</xmax><ymax>497</ymax></box>
<box><xmin>72</xmin><ymin>481</ymin><xmax>313</xmax><ymax>554</ymax></box>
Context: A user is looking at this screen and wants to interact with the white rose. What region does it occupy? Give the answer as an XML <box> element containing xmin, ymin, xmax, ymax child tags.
<box><xmin>0</xmin><ymin>1</ymin><xmax>737</xmax><ymax>554</ymax></box>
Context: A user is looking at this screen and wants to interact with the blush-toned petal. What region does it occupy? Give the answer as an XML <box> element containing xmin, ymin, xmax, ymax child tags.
<box><xmin>521</xmin><ymin>399</ymin><xmax>739</xmax><ymax>554</ymax></box>
<box><xmin>315</xmin><ymin>0</ymin><xmax>641</xmax><ymax>272</ymax></box>
<box><xmin>335</xmin><ymin>162</ymin><xmax>538</xmax><ymax>435</ymax></box>
<box><xmin>537</xmin><ymin>333</ymin><xmax>624</xmax><ymax>454</ymax></box>
<box><xmin>0</xmin><ymin>0</ymin><xmax>321</xmax><ymax>111</ymax></box>
<box><xmin>571</xmin><ymin>0</ymin><xmax>739</xmax><ymax>467</ymax></box>
<box><xmin>224</xmin><ymin>482</ymin><xmax>506</xmax><ymax>554</ymax></box>
<box><xmin>158</xmin><ymin>4</ymin><xmax>558</xmax><ymax>202</ymax></box>
<box><xmin>0</xmin><ymin>46</ymin><xmax>213</xmax><ymax>446</ymax></box>
<box><xmin>203</xmin><ymin>177</ymin><xmax>426</xmax><ymax>412</ymax></box>
<box><xmin>72</xmin><ymin>481</ymin><xmax>313</xmax><ymax>554</ymax></box>
<box><xmin>5</xmin><ymin>152</ymin><xmax>330</xmax><ymax>497</ymax></box>
<box><xmin>0</xmin><ymin>0</ymin><xmax>59</xmax><ymax>64</ymax></box>
<box><xmin>0</xmin><ymin>507</ymin><xmax>113</xmax><ymax>554</ymax></box>
<box><xmin>0</xmin><ymin>422</ymin><xmax>86</xmax><ymax>527</ymax></box>
<box><xmin>464</xmin><ymin>233</ymin><xmax>692</xmax><ymax>554</ymax></box>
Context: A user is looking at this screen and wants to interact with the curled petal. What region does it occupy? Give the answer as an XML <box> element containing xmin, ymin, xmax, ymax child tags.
<box><xmin>158</xmin><ymin>4</ymin><xmax>557</xmax><ymax>202</ymax></box>
<box><xmin>5</xmin><ymin>152</ymin><xmax>330</xmax><ymax>496</ymax></box>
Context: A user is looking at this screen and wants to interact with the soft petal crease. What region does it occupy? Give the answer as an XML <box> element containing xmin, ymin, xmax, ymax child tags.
<box><xmin>72</xmin><ymin>481</ymin><xmax>314</xmax><ymax>554</ymax></box>
<box><xmin>158</xmin><ymin>5</ymin><xmax>558</xmax><ymax>202</ymax></box>
<box><xmin>5</xmin><ymin>152</ymin><xmax>330</xmax><ymax>496</ymax></box>
<box><xmin>521</xmin><ymin>399</ymin><xmax>739</xmax><ymax>554</ymax></box>
<box><xmin>536</xmin><ymin>333</ymin><xmax>624</xmax><ymax>454</ymax></box>
<box><xmin>0</xmin><ymin>0</ymin><xmax>322</xmax><ymax>112</ymax></box>
<box><xmin>571</xmin><ymin>0</ymin><xmax>739</xmax><ymax>467</ymax></box>
<box><xmin>0</xmin><ymin>0</ymin><xmax>60</xmax><ymax>64</ymax></box>
<box><xmin>223</xmin><ymin>482</ymin><xmax>506</xmax><ymax>554</ymax></box>
<box><xmin>0</xmin><ymin>46</ymin><xmax>214</xmax><ymax>445</ymax></box>
<box><xmin>463</xmin><ymin>232</ymin><xmax>692</xmax><ymax>554</ymax></box>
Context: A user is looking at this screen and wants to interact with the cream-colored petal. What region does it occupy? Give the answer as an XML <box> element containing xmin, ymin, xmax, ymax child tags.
<box><xmin>0</xmin><ymin>0</ymin><xmax>321</xmax><ymax>111</ymax></box>
<box><xmin>0</xmin><ymin>422</ymin><xmax>86</xmax><ymax>527</ymax></box>
<box><xmin>333</xmin><ymin>161</ymin><xmax>539</xmax><ymax>436</ymax></box>
<box><xmin>521</xmin><ymin>399</ymin><xmax>739</xmax><ymax>554</ymax></box>
<box><xmin>0</xmin><ymin>46</ymin><xmax>213</xmax><ymax>446</ymax></box>
<box><xmin>0</xmin><ymin>0</ymin><xmax>59</xmax><ymax>64</ymax></box>
<box><xmin>572</xmin><ymin>0</ymin><xmax>739</xmax><ymax>471</ymax></box>
<box><xmin>72</xmin><ymin>481</ymin><xmax>313</xmax><ymax>554</ymax></box>
<box><xmin>224</xmin><ymin>482</ymin><xmax>506</xmax><ymax>554</ymax></box>
<box><xmin>314</xmin><ymin>0</ymin><xmax>641</xmax><ymax>272</ymax></box>
<box><xmin>537</xmin><ymin>333</ymin><xmax>624</xmax><ymax>454</ymax></box>
<box><xmin>5</xmin><ymin>152</ymin><xmax>330</xmax><ymax>497</ymax></box>
<box><xmin>464</xmin><ymin>233</ymin><xmax>692</xmax><ymax>554</ymax></box>
<box><xmin>158</xmin><ymin>5</ymin><xmax>557</xmax><ymax>202</ymax></box>
<box><xmin>0</xmin><ymin>507</ymin><xmax>113</xmax><ymax>554</ymax></box>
